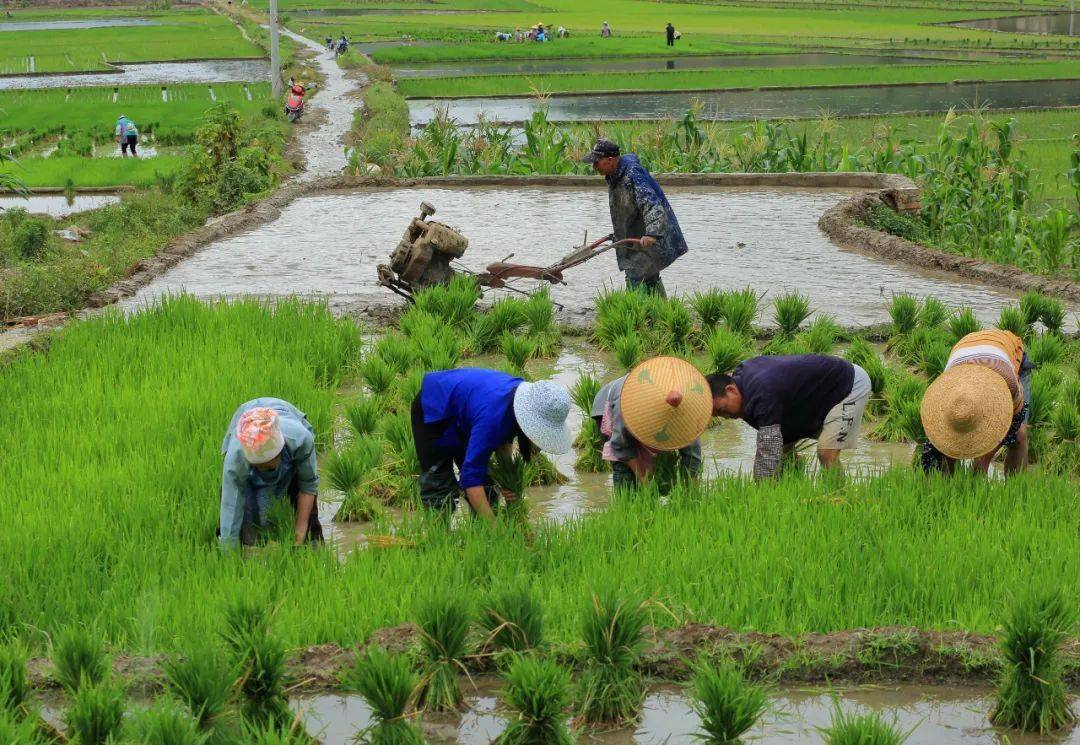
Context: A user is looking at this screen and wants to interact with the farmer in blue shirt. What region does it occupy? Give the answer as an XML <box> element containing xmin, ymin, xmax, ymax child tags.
<box><xmin>411</xmin><ymin>368</ymin><xmax>572</xmax><ymax>519</ymax></box>
<box><xmin>115</xmin><ymin>115</ymin><xmax>139</xmax><ymax>157</ymax></box>
<box><xmin>582</xmin><ymin>138</ymin><xmax>688</xmax><ymax>297</ymax></box>
<box><xmin>218</xmin><ymin>398</ymin><xmax>323</xmax><ymax>549</ymax></box>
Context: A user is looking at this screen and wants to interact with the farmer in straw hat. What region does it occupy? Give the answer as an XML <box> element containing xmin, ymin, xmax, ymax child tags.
<box><xmin>412</xmin><ymin>368</ymin><xmax>572</xmax><ymax>520</ymax></box>
<box><xmin>592</xmin><ymin>357</ymin><xmax>713</xmax><ymax>488</ymax></box>
<box><xmin>920</xmin><ymin>329</ymin><xmax>1032</xmax><ymax>476</ymax></box>
<box><xmin>219</xmin><ymin>398</ymin><xmax>323</xmax><ymax>549</ymax></box>
<box><xmin>708</xmin><ymin>354</ymin><xmax>872</xmax><ymax>479</ymax></box>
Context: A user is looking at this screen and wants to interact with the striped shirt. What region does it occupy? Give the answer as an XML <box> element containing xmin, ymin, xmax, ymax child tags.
<box><xmin>945</xmin><ymin>330</ymin><xmax>1025</xmax><ymax>413</ymax></box>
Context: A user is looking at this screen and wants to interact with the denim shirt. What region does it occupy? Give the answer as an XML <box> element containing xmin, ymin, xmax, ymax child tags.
<box><xmin>219</xmin><ymin>398</ymin><xmax>318</xmax><ymax>548</ymax></box>
<box><xmin>606</xmin><ymin>154</ymin><xmax>688</xmax><ymax>281</ymax></box>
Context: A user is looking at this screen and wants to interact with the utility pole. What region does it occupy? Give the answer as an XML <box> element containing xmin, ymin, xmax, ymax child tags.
<box><xmin>269</xmin><ymin>0</ymin><xmax>282</xmax><ymax>98</ymax></box>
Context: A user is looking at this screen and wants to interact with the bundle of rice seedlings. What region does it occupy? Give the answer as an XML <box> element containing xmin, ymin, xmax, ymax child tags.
<box><xmin>718</xmin><ymin>288</ymin><xmax>758</xmax><ymax>338</ymax></box>
<box><xmin>997</xmin><ymin>306</ymin><xmax>1028</xmax><ymax>338</ymax></box>
<box><xmin>382</xmin><ymin>412</ymin><xmax>419</xmax><ymax>476</ymax></box>
<box><xmin>1027</xmin><ymin>333</ymin><xmax>1065</xmax><ymax>368</ymax></box>
<box><xmin>843</xmin><ymin>338</ymin><xmax>886</xmax><ymax>409</ymax></box>
<box><xmin>328</xmin><ymin>439</ymin><xmax>387</xmax><ymax>523</ymax></box>
<box><xmin>1019</xmin><ymin>291</ymin><xmax>1045</xmax><ymax>328</ymax></box>
<box><xmin>798</xmin><ymin>316</ymin><xmax>839</xmax><ymax>355</ymax></box>
<box><xmin>529</xmin><ymin>452</ymin><xmax>567</xmax><ymax>487</ymax></box>
<box><xmin>0</xmin><ymin>709</ymin><xmax>39</xmax><ymax>745</ymax></box>
<box><xmin>1027</xmin><ymin>367</ymin><xmax>1061</xmax><ymax>457</ymax></box>
<box><xmin>0</xmin><ymin>640</ymin><xmax>29</xmax><ymax>716</ymax></box>
<box><xmin>488</xmin><ymin>452</ymin><xmax>535</xmax><ymax>524</ymax></box>
<box><xmin>414</xmin><ymin>328</ymin><xmax>462</xmax><ymax>372</ymax></box>
<box><xmin>397</xmin><ymin>307</ymin><xmax>440</xmax><ymax>340</ymax></box>
<box><xmin>990</xmin><ymin>588</ymin><xmax>1075</xmax><ymax>733</ymax></box>
<box><xmin>127</xmin><ymin>699</ymin><xmax>207</xmax><ymax>745</ymax></box>
<box><xmin>412</xmin><ymin>275</ymin><xmax>480</xmax><ymax>328</ymax></box>
<box><xmin>395</xmin><ymin>369</ymin><xmax>424</xmax><ymax>406</ymax></box>
<box><xmin>575</xmin><ymin>417</ymin><xmax>608</xmax><ymax>473</ymax></box>
<box><xmin>706</xmin><ymin>326</ymin><xmax>750</xmax><ymax>374</ymax></box>
<box><xmin>416</xmin><ymin>595</ymin><xmax>471</xmax><ymax>712</ymax></box>
<box><xmin>501</xmin><ymin>333</ymin><xmax>536</xmax><ymax>377</ymax></box>
<box><xmin>594</xmin><ymin>291</ymin><xmax>645</xmax><ymax>350</ymax></box>
<box><xmin>575</xmin><ymin>591</ymin><xmax>648</xmax><ymax>726</ymax></box>
<box><xmin>820</xmin><ymin>703</ymin><xmax>910</xmax><ymax>745</ymax></box>
<box><xmin>524</xmin><ymin>289</ymin><xmax>561</xmax><ymax>357</ymax></box>
<box><xmin>918</xmin><ymin>296</ymin><xmax>948</xmax><ymax>329</ymax></box>
<box><xmin>1038</xmin><ymin>298</ymin><xmax>1065</xmax><ymax>335</ymax></box>
<box><xmin>691</xmin><ymin>290</ymin><xmax>726</xmax><ymax>330</ymax></box>
<box><xmin>948</xmin><ymin>307</ymin><xmax>980</xmax><ymax>343</ymax></box>
<box><xmin>615</xmin><ymin>334</ymin><xmax>642</xmax><ymax>371</ymax></box>
<box><xmin>887</xmin><ymin>293</ymin><xmax>920</xmax><ymax>337</ymax></box>
<box><xmin>162</xmin><ymin>646</ymin><xmax>233</xmax><ymax>731</ymax></box>
<box><xmin>467</xmin><ymin>312</ymin><xmax>503</xmax><ymax>355</ymax></box>
<box><xmin>489</xmin><ymin>298</ymin><xmax>529</xmax><ymax>336</ymax></box>
<box><xmin>346</xmin><ymin>647</ymin><xmax>423</xmax><ymax>745</ymax></box>
<box><xmin>895</xmin><ymin>325</ymin><xmax>948</xmax><ymax>368</ymax></box>
<box><xmin>688</xmin><ymin>660</ymin><xmax>769</xmax><ymax>745</ymax></box>
<box><xmin>1045</xmin><ymin>403</ymin><xmax>1080</xmax><ymax>474</ymax></box>
<box><xmin>917</xmin><ymin>336</ymin><xmax>951</xmax><ymax>378</ymax></box>
<box><xmin>221</xmin><ymin>600</ymin><xmax>290</xmax><ymax>729</ymax></box>
<box><xmin>361</xmin><ymin>356</ymin><xmax>395</xmax><ymax>397</ymax></box>
<box><xmin>242</xmin><ymin>722</ymin><xmax>311</xmax><ymax>745</ymax></box>
<box><xmin>374</xmin><ymin>334</ymin><xmax>417</xmax><ymax>376</ymax></box>
<box><xmin>570</xmin><ymin>374</ymin><xmax>601</xmax><ymax>417</ymax></box>
<box><xmin>51</xmin><ymin>626</ymin><xmax>109</xmax><ymax>693</ymax></box>
<box><xmin>872</xmin><ymin>373</ymin><xmax>927</xmax><ymax>442</ymax></box>
<box><xmin>498</xmin><ymin>655</ymin><xmax>573</xmax><ymax>745</ymax></box>
<box><xmin>480</xmin><ymin>587</ymin><xmax>545</xmax><ymax>653</ymax></box>
<box><xmin>657</xmin><ymin>298</ymin><xmax>695</xmax><ymax>353</ymax></box>
<box><xmin>772</xmin><ymin>291</ymin><xmax>811</xmax><ymax>338</ymax></box>
<box><xmin>65</xmin><ymin>677</ymin><xmax>125</xmax><ymax>745</ymax></box>
<box><xmin>345</xmin><ymin>396</ymin><xmax>382</xmax><ymax>438</ymax></box>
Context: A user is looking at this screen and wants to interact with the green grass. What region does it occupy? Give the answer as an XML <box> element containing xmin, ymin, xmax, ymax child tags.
<box><xmin>397</xmin><ymin>59</ymin><xmax>1080</xmax><ymax>97</ymax></box>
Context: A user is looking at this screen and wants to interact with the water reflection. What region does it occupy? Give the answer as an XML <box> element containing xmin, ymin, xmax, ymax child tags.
<box><xmin>948</xmin><ymin>11</ymin><xmax>1078</xmax><ymax>36</ymax></box>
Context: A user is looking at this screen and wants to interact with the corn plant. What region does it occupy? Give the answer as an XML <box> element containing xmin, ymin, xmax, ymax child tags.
<box><xmin>52</xmin><ymin>626</ymin><xmax>109</xmax><ymax>693</ymax></box>
<box><xmin>221</xmin><ymin>600</ymin><xmax>289</xmax><ymax>729</ymax></box>
<box><xmin>416</xmin><ymin>595</ymin><xmax>471</xmax><ymax>712</ymax></box>
<box><xmin>480</xmin><ymin>587</ymin><xmax>545</xmax><ymax>653</ymax></box>
<box><xmin>65</xmin><ymin>677</ymin><xmax>126</xmax><ymax>745</ymax></box>
<box><xmin>887</xmin><ymin>293</ymin><xmax>920</xmax><ymax>336</ymax></box>
<box><xmin>345</xmin><ymin>396</ymin><xmax>382</xmax><ymax>438</ymax></box>
<box><xmin>772</xmin><ymin>291</ymin><xmax>811</xmax><ymax>338</ymax></box>
<box><xmin>688</xmin><ymin>660</ymin><xmax>769</xmax><ymax>744</ymax></box>
<box><xmin>990</xmin><ymin>588</ymin><xmax>1075</xmax><ymax>733</ymax></box>
<box><xmin>498</xmin><ymin>655</ymin><xmax>573</xmax><ymax>745</ymax></box>
<box><xmin>127</xmin><ymin>699</ymin><xmax>208</xmax><ymax>745</ymax></box>
<box><xmin>718</xmin><ymin>288</ymin><xmax>758</xmax><ymax>337</ymax></box>
<box><xmin>820</xmin><ymin>703</ymin><xmax>910</xmax><ymax>745</ymax></box>
<box><xmin>0</xmin><ymin>641</ymin><xmax>29</xmax><ymax>717</ymax></box>
<box><xmin>575</xmin><ymin>591</ymin><xmax>648</xmax><ymax>726</ymax></box>
<box><xmin>707</xmin><ymin>326</ymin><xmax>751</xmax><ymax>374</ymax></box>
<box><xmin>162</xmin><ymin>646</ymin><xmax>234</xmax><ymax>731</ymax></box>
<box><xmin>346</xmin><ymin>647</ymin><xmax>423</xmax><ymax>745</ymax></box>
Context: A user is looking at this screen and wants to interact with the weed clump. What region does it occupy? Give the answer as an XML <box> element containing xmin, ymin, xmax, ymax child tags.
<box><xmin>347</xmin><ymin>647</ymin><xmax>423</xmax><ymax>745</ymax></box>
<box><xmin>480</xmin><ymin>587</ymin><xmax>545</xmax><ymax>653</ymax></box>
<box><xmin>416</xmin><ymin>595</ymin><xmax>471</xmax><ymax>712</ymax></box>
<box><xmin>575</xmin><ymin>591</ymin><xmax>648</xmax><ymax>727</ymax></box>
<box><xmin>820</xmin><ymin>703</ymin><xmax>910</xmax><ymax>745</ymax></box>
<box><xmin>52</xmin><ymin>626</ymin><xmax>110</xmax><ymax>693</ymax></box>
<box><xmin>162</xmin><ymin>646</ymin><xmax>234</xmax><ymax>731</ymax></box>
<box><xmin>688</xmin><ymin>660</ymin><xmax>769</xmax><ymax>744</ymax></box>
<box><xmin>498</xmin><ymin>655</ymin><xmax>573</xmax><ymax>745</ymax></box>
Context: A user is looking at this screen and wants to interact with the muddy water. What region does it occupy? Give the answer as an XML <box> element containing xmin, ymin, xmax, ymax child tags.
<box><xmin>0</xmin><ymin>18</ymin><xmax>158</xmax><ymax>32</ymax></box>
<box><xmin>949</xmin><ymin>12</ymin><xmax>1078</xmax><ymax>36</ymax></box>
<box><xmin>0</xmin><ymin>193</ymin><xmax>120</xmax><ymax>217</ymax></box>
<box><xmin>408</xmin><ymin>78</ymin><xmax>1080</xmax><ymax>124</ymax></box>
<box><xmin>392</xmin><ymin>52</ymin><xmax>963</xmax><ymax>79</ymax></box>
<box><xmin>0</xmin><ymin>59</ymin><xmax>270</xmax><ymax>90</ymax></box>
<box><xmin>294</xmin><ymin>682</ymin><xmax>1079</xmax><ymax>744</ymax></box>
<box><xmin>122</xmin><ymin>185</ymin><xmax>1036</xmax><ymax>327</ymax></box>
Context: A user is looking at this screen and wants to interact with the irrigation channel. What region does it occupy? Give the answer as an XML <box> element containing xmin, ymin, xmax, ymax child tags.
<box><xmin>290</xmin><ymin>681</ymin><xmax>1077</xmax><ymax>744</ymax></box>
<box><xmin>0</xmin><ymin>59</ymin><xmax>270</xmax><ymax>90</ymax></box>
<box><xmin>407</xmin><ymin>78</ymin><xmax>1080</xmax><ymax>125</ymax></box>
<box><xmin>947</xmin><ymin>11</ymin><xmax>1078</xmax><ymax>36</ymax></box>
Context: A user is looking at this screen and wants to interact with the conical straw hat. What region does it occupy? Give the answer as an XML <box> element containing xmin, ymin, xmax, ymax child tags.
<box><xmin>920</xmin><ymin>365</ymin><xmax>1013</xmax><ymax>459</ymax></box>
<box><xmin>622</xmin><ymin>356</ymin><xmax>713</xmax><ymax>451</ymax></box>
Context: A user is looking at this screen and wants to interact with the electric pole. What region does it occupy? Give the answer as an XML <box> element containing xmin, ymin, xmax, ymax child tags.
<box><xmin>269</xmin><ymin>0</ymin><xmax>282</xmax><ymax>98</ymax></box>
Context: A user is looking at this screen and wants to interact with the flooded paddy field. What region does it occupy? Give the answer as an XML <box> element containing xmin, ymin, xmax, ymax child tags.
<box><xmin>408</xmin><ymin>78</ymin><xmax>1080</xmax><ymax>125</ymax></box>
<box><xmin>121</xmin><ymin>185</ymin><xmax>1038</xmax><ymax>327</ymax></box>
<box><xmin>0</xmin><ymin>18</ymin><xmax>159</xmax><ymax>32</ymax></box>
<box><xmin>0</xmin><ymin>193</ymin><xmax>120</xmax><ymax>217</ymax></box>
<box><xmin>947</xmin><ymin>11</ymin><xmax>1078</xmax><ymax>37</ymax></box>
<box><xmin>0</xmin><ymin>59</ymin><xmax>270</xmax><ymax>91</ymax></box>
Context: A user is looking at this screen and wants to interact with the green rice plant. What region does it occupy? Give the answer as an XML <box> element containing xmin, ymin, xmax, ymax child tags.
<box><xmin>374</xmin><ymin>334</ymin><xmax>417</xmax><ymax>376</ymax></box>
<box><xmin>497</xmin><ymin>655</ymin><xmax>573</xmax><ymax>745</ymax></box>
<box><xmin>489</xmin><ymin>298</ymin><xmax>529</xmax><ymax>336</ymax></box>
<box><xmin>843</xmin><ymin>338</ymin><xmax>886</xmax><ymax>400</ymax></box>
<box><xmin>128</xmin><ymin>699</ymin><xmax>208</xmax><ymax>745</ymax></box>
<box><xmin>0</xmin><ymin>641</ymin><xmax>29</xmax><ymax>716</ymax></box>
<box><xmin>575</xmin><ymin>417</ymin><xmax>609</xmax><ymax>473</ymax></box>
<box><xmin>328</xmin><ymin>439</ymin><xmax>387</xmax><ymax>523</ymax></box>
<box><xmin>1038</xmin><ymin>298</ymin><xmax>1065</xmax><ymax>335</ymax></box>
<box><xmin>524</xmin><ymin>288</ymin><xmax>556</xmax><ymax>336</ymax></box>
<box><xmin>398</xmin><ymin>308</ymin><xmax>439</xmax><ymax>341</ymax></box>
<box><xmin>501</xmin><ymin>333</ymin><xmax>536</xmax><ymax>378</ymax></box>
<box><xmin>395</xmin><ymin>369</ymin><xmax>425</xmax><ymax>408</ymax></box>
<box><xmin>162</xmin><ymin>646</ymin><xmax>234</xmax><ymax>731</ymax></box>
<box><xmin>820</xmin><ymin>703</ymin><xmax>910</xmax><ymax>745</ymax></box>
<box><xmin>221</xmin><ymin>600</ymin><xmax>290</xmax><ymax>729</ymax></box>
<box><xmin>242</xmin><ymin>722</ymin><xmax>311</xmax><ymax>745</ymax></box>
<box><xmin>413</xmin><ymin>328</ymin><xmax>462</xmax><ymax>373</ymax></box>
<box><xmin>51</xmin><ymin>626</ymin><xmax>109</xmax><ymax>693</ymax></box>
<box><xmin>918</xmin><ymin>297</ymin><xmax>948</xmax><ymax>329</ymax></box>
<box><xmin>412</xmin><ymin>275</ymin><xmax>480</xmax><ymax>328</ymax></box>
<box><xmin>1027</xmin><ymin>333</ymin><xmax>1065</xmax><ymax>368</ymax></box>
<box><xmin>948</xmin><ymin>307</ymin><xmax>981</xmax><ymax>343</ymax></box>
<box><xmin>691</xmin><ymin>290</ymin><xmax>726</xmax><ymax>331</ymax></box>
<box><xmin>480</xmin><ymin>587</ymin><xmax>545</xmax><ymax>654</ymax></box>
<box><xmin>345</xmin><ymin>396</ymin><xmax>383</xmax><ymax>439</ymax></box>
<box><xmin>917</xmin><ymin>335</ymin><xmax>952</xmax><ymax>379</ymax></box>
<box><xmin>416</xmin><ymin>595</ymin><xmax>471</xmax><ymax>712</ymax></box>
<box><xmin>382</xmin><ymin>412</ymin><xmax>419</xmax><ymax>476</ymax></box>
<box><xmin>0</xmin><ymin>709</ymin><xmax>39</xmax><ymax>745</ymax></box>
<box><xmin>873</xmin><ymin>372</ymin><xmax>927</xmax><ymax>442</ymax></box>
<box><xmin>361</xmin><ymin>356</ymin><xmax>395</xmax><ymax>397</ymax></box>
<box><xmin>772</xmin><ymin>291</ymin><xmax>811</xmax><ymax>338</ymax></box>
<box><xmin>575</xmin><ymin>591</ymin><xmax>648</xmax><ymax>726</ymax></box>
<box><xmin>706</xmin><ymin>326</ymin><xmax>751</xmax><ymax>374</ymax></box>
<box><xmin>718</xmin><ymin>288</ymin><xmax>758</xmax><ymax>338</ymax></box>
<box><xmin>570</xmin><ymin>374</ymin><xmax>601</xmax><ymax>417</ymax></box>
<box><xmin>887</xmin><ymin>293</ymin><xmax>920</xmax><ymax>337</ymax></box>
<box><xmin>657</xmin><ymin>298</ymin><xmax>695</xmax><ymax>353</ymax></box>
<box><xmin>346</xmin><ymin>647</ymin><xmax>423</xmax><ymax>745</ymax></box>
<box><xmin>468</xmin><ymin>313</ymin><xmax>503</xmax><ymax>355</ymax></box>
<box><xmin>990</xmin><ymin>588</ymin><xmax>1075</xmax><ymax>733</ymax></box>
<box><xmin>799</xmin><ymin>316</ymin><xmax>839</xmax><ymax>356</ymax></box>
<box><xmin>65</xmin><ymin>677</ymin><xmax>125</xmax><ymax>745</ymax></box>
<box><xmin>489</xmin><ymin>452</ymin><xmax>536</xmax><ymax>525</ymax></box>
<box><xmin>1019</xmin><ymin>291</ymin><xmax>1046</xmax><ymax>328</ymax></box>
<box><xmin>615</xmin><ymin>334</ymin><xmax>642</xmax><ymax>372</ymax></box>
<box><xmin>688</xmin><ymin>660</ymin><xmax>769</xmax><ymax>744</ymax></box>
<box><xmin>997</xmin><ymin>306</ymin><xmax>1028</xmax><ymax>338</ymax></box>
<box><xmin>594</xmin><ymin>290</ymin><xmax>646</xmax><ymax>350</ymax></box>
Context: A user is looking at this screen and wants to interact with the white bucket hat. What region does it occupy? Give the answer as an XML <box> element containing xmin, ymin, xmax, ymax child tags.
<box><xmin>513</xmin><ymin>380</ymin><xmax>573</xmax><ymax>455</ymax></box>
<box><xmin>236</xmin><ymin>407</ymin><xmax>286</xmax><ymax>464</ymax></box>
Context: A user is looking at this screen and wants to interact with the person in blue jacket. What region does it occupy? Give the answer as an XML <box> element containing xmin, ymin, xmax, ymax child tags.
<box><xmin>411</xmin><ymin>368</ymin><xmax>572</xmax><ymax>519</ymax></box>
<box><xmin>582</xmin><ymin>138</ymin><xmax>688</xmax><ymax>297</ymax></box>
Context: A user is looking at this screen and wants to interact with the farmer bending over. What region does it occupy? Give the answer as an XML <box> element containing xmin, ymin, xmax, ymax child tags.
<box><xmin>115</xmin><ymin>114</ymin><xmax>138</xmax><ymax>157</ymax></box>
<box><xmin>920</xmin><ymin>329</ymin><xmax>1032</xmax><ymax>477</ymax></box>
<box><xmin>592</xmin><ymin>356</ymin><xmax>713</xmax><ymax>489</ymax></box>
<box><xmin>710</xmin><ymin>354</ymin><xmax>872</xmax><ymax>479</ymax></box>
<box><xmin>582</xmin><ymin>138</ymin><xmax>688</xmax><ymax>297</ymax></box>
<box><xmin>219</xmin><ymin>398</ymin><xmax>323</xmax><ymax>548</ymax></box>
<box><xmin>413</xmin><ymin>368</ymin><xmax>572</xmax><ymax>520</ymax></box>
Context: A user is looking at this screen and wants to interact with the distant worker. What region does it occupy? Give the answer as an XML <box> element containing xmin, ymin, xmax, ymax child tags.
<box><xmin>115</xmin><ymin>114</ymin><xmax>138</xmax><ymax>157</ymax></box>
<box><xmin>601</xmin><ymin>20</ymin><xmax>612</xmax><ymax>37</ymax></box>
<box><xmin>219</xmin><ymin>398</ymin><xmax>323</xmax><ymax>549</ymax></box>
<box><xmin>592</xmin><ymin>357</ymin><xmax>712</xmax><ymax>489</ymax></box>
<box><xmin>557</xmin><ymin>25</ymin><xmax>568</xmax><ymax>38</ymax></box>
<box><xmin>710</xmin><ymin>354</ymin><xmax>872</xmax><ymax>479</ymax></box>
<box><xmin>666</xmin><ymin>22</ymin><xmax>676</xmax><ymax>46</ymax></box>
<box><xmin>325</xmin><ymin>36</ymin><xmax>334</xmax><ymax>50</ymax></box>
<box><xmin>581</xmin><ymin>138</ymin><xmax>688</xmax><ymax>296</ymax></box>
<box><xmin>496</xmin><ymin>31</ymin><xmax>511</xmax><ymax>42</ymax></box>
<box><xmin>514</xmin><ymin>27</ymin><xmax>524</xmax><ymax>42</ymax></box>
<box><xmin>336</xmin><ymin>34</ymin><xmax>349</xmax><ymax>57</ymax></box>
<box><xmin>411</xmin><ymin>368</ymin><xmax>572</xmax><ymax>519</ymax></box>
<box><xmin>920</xmin><ymin>329</ymin><xmax>1032</xmax><ymax>477</ymax></box>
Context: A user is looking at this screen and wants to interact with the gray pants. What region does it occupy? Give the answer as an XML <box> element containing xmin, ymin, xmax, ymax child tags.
<box><xmin>626</xmin><ymin>273</ymin><xmax>666</xmax><ymax>298</ymax></box>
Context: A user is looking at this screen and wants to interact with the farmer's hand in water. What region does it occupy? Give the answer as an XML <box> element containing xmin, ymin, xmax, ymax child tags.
<box><xmin>640</xmin><ymin>236</ymin><xmax>657</xmax><ymax>249</ymax></box>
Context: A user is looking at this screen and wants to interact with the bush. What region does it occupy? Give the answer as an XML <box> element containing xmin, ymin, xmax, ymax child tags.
<box><xmin>866</xmin><ymin>203</ymin><xmax>929</xmax><ymax>244</ymax></box>
<box><xmin>11</xmin><ymin>219</ymin><xmax>49</xmax><ymax>260</ymax></box>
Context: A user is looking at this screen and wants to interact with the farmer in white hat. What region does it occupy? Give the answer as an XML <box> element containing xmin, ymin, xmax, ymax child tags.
<box><xmin>591</xmin><ymin>357</ymin><xmax>713</xmax><ymax>489</ymax></box>
<box><xmin>920</xmin><ymin>329</ymin><xmax>1032</xmax><ymax>476</ymax></box>
<box><xmin>219</xmin><ymin>398</ymin><xmax>323</xmax><ymax>549</ymax></box>
<box><xmin>412</xmin><ymin>368</ymin><xmax>572</xmax><ymax>520</ymax></box>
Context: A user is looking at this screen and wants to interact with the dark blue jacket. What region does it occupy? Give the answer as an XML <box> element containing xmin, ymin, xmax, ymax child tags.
<box><xmin>606</xmin><ymin>154</ymin><xmax>688</xmax><ymax>280</ymax></box>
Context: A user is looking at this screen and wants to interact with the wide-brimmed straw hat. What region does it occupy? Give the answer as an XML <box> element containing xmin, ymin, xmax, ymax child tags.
<box><xmin>514</xmin><ymin>380</ymin><xmax>573</xmax><ymax>455</ymax></box>
<box><xmin>921</xmin><ymin>365</ymin><xmax>1013</xmax><ymax>459</ymax></box>
<box><xmin>621</xmin><ymin>357</ymin><xmax>712</xmax><ymax>451</ymax></box>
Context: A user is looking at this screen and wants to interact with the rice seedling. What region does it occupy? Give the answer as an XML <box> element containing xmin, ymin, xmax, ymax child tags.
<box><xmin>489</xmin><ymin>298</ymin><xmax>529</xmax><ymax>336</ymax></box>
<box><xmin>570</xmin><ymin>374</ymin><xmax>601</xmax><ymax>417</ymax></box>
<box><xmin>887</xmin><ymin>293</ymin><xmax>920</xmax><ymax>337</ymax></box>
<box><xmin>820</xmin><ymin>703</ymin><xmax>910</xmax><ymax>745</ymax></box>
<box><xmin>127</xmin><ymin>699</ymin><xmax>208</xmax><ymax>745</ymax></box>
<box><xmin>1038</xmin><ymin>298</ymin><xmax>1065</xmax><ymax>335</ymax></box>
<box><xmin>467</xmin><ymin>312</ymin><xmax>503</xmax><ymax>355</ymax></box>
<box><xmin>382</xmin><ymin>412</ymin><xmax>419</xmax><ymax>476</ymax></box>
<box><xmin>772</xmin><ymin>291</ymin><xmax>811</xmax><ymax>338</ymax></box>
<box><xmin>498</xmin><ymin>655</ymin><xmax>573</xmax><ymax>745</ymax></box>
<box><xmin>374</xmin><ymin>335</ymin><xmax>417</xmax><ymax>376</ymax></box>
<box><xmin>501</xmin><ymin>333</ymin><xmax>536</xmax><ymax>377</ymax></box>
<box><xmin>0</xmin><ymin>709</ymin><xmax>39</xmax><ymax>745</ymax></box>
<box><xmin>328</xmin><ymin>439</ymin><xmax>388</xmax><ymax>523</ymax></box>
<box><xmin>918</xmin><ymin>296</ymin><xmax>948</xmax><ymax>329</ymax></box>
<box><xmin>488</xmin><ymin>452</ymin><xmax>535</xmax><ymax>525</ymax></box>
<box><xmin>594</xmin><ymin>290</ymin><xmax>646</xmax><ymax>350</ymax></box>
<box><xmin>51</xmin><ymin>626</ymin><xmax>109</xmax><ymax>693</ymax></box>
<box><xmin>221</xmin><ymin>600</ymin><xmax>290</xmax><ymax>729</ymax></box>
<box><xmin>480</xmin><ymin>587</ymin><xmax>545</xmax><ymax>654</ymax></box>
<box><xmin>1019</xmin><ymin>291</ymin><xmax>1045</xmax><ymax>328</ymax></box>
<box><xmin>706</xmin><ymin>326</ymin><xmax>751</xmax><ymax>374</ymax></box>
<box><xmin>575</xmin><ymin>591</ymin><xmax>648</xmax><ymax>727</ymax></box>
<box><xmin>997</xmin><ymin>306</ymin><xmax>1028</xmax><ymax>338</ymax></box>
<box><xmin>524</xmin><ymin>288</ymin><xmax>561</xmax><ymax>356</ymax></box>
<box><xmin>414</xmin><ymin>329</ymin><xmax>462</xmax><ymax>373</ymax></box>
<box><xmin>162</xmin><ymin>646</ymin><xmax>234</xmax><ymax>731</ymax></box>
<box><xmin>990</xmin><ymin>588</ymin><xmax>1075</xmax><ymax>733</ymax></box>
<box><xmin>65</xmin><ymin>678</ymin><xmax>126</xmax><ymax>745</ymax></box>
<box><xmin>688</xmin><ymin>660</ymin><xmax>769</xmax><ymax>744</ymax></box>
<box><xmin>345</xmin><ymin>396</ymin><xmax>383</xmax><ymax>439</ymax></box>
<box><xmin>395</xmin><ymin>369</ymin><xmax>425</xmax><ymax>408</ymax></box>
<box><xmin>346</xmin><ymin>647</ymin><xmax>423</xmax><ymax>745</ymax></box>
<box><xmin>657</xmin><ymin>298</ymin><xmax>695</xmax><ymax>353</ymax></box>
<box><xmin>397</xmin><ymin>308</ymin><xmax>440</xmax><ymax>341</ymax></box>
<box><xmin>873</xmin><ymin>372</ymin><xmax>927</xmax><ymax>442</ymax></box>
<box><xmin>718</xmin><ymin>288</ymin><xmax>759</xmax><ymax>338</ymax></box>
<box><xmin>691</xmin><ymin>290</ymin><xmax>726</xmax><ymax>330</ymax></box>
<box><xmin>948</xmin><ymin>307</ymin><xmax>981</xmax><ymax>343</ymax></box>
<box><xmin>412</xmin><ymin>275</ymin><xmax>480</xmax><ymax>328</ymax></box>
<box><xmin>1027</xmin><ymin>333</ymin><xmax>1065</xmax><ymax>368</ymax></box>
<box><xmin>917</xmin><ymin>336</ymin><xmax>951</xmax><ymax>378</ymax></box>
<box><xmin>0</xmin><ymin>641</ymin><xmax>29</xmax><ymax>716</ymax></box>
<box><xmin>799</xmin><ymin>316</ymin><xmax>840</xmax><ymax>356</ymax></box>
<box><xmin>615</xmin><ymin>334</ymin><xmax>642</xmax><ymax>371</ymax></box>
<box><xmin>416</xmin><ymin>595</ymin><xmax>471</xmax><ymax>712</ymax></box>
<box><xmin>843</xmin><ymin>338</ymin><xmax>886</xmax><ymax>400</ymax></box>
<box><xmin>242</xmin><ymin>722</ymin><xmax>311</xmax><ymax>745</ymax></box>
<box><xmin>361</xmin><ymin>356</ymin><xmax>396</xmax><ymax>397</ymax></box>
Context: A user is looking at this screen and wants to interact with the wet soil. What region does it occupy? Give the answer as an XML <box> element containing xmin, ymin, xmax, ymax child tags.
<box><xmin>0</xmin><ymin>59</ymin><xmax>270</xmax><ymax>90</ymax></box>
